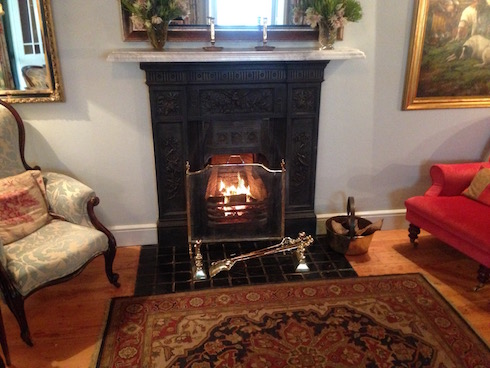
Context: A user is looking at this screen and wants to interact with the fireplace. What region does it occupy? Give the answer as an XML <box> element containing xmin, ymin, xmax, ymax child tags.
<box><xmin>140</xmin><ymin>60</ymin><xmax>329</xmax><ymax>248</ymax></box>
<box><xmin>186</xmin><ymin>155</ymin><xmax>285</xmax><ymax>244</ymax></box>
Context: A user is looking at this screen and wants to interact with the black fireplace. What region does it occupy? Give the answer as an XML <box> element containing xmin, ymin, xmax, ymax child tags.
<box><xmin>140</xmin><ymin>60</ymin><xmax>329</xmax><ymax>248</ymax></box>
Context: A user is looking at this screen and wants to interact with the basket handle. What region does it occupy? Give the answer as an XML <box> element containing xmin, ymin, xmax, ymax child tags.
<box><xmin>347</xmin><ymin>196</ymin><xmax>356</xmax><ymax>238</ymax></box>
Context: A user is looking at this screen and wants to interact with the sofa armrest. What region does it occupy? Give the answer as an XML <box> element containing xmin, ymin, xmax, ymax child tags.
<box><xmin>425</xmin><ymin>162</ymin><xmax>490</xmax><ymax>197</ymax></box>
<box><xmin>43</xmin><ymin>171</ymin><xmax>96</xmax><ymax>227</ymax></box>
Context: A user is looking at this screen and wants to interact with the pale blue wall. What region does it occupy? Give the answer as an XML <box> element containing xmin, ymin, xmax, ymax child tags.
<box><xmin>13</xmin><ymin>1</ymin><xmax>490</xmax><ymax>245</ymax></box>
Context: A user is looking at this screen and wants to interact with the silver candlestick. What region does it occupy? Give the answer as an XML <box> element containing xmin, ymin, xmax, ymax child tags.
<box><xmin>203</xmin><ymin>16</ymin><xmax>223</xmax><ymax>51</ymax></box>
<box><xmin>255</xmin><ymin>17</ymin><xmax>275</xmax><ymax>51</ymax></box>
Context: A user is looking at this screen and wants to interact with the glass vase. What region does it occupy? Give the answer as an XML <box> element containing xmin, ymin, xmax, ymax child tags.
<box><xmin>146</xmin><ymin>22</ymin><xmax>169</xmax><ymax>51</ymax></box>
<box><xmin>318</xmin><ymin>20</ymin><xmax>337</xmax><ymax>50</ymax></box>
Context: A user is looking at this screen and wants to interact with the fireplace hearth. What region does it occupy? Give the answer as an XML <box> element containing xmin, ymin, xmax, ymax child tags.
<box><xmin>140</xmin><ymin>60</ymin><xmax>330</xmax><ymax>248</ymax></box>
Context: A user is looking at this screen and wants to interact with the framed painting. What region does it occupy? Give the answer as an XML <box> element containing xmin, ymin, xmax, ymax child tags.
<box><xmin>403</xmin><ymin>0</ymin><xmax>490</xmax><ymax>110</ymax></box>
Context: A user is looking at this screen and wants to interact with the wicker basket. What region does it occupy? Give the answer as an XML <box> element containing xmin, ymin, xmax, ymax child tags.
<box><xmin>325</xmin><ymin>197</ymin><xmax>374</xmax><ymax>255</ymax></box>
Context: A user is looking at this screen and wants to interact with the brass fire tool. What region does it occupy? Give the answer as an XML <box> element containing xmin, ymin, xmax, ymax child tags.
<box><xmin>189</xmin><ymin>240</ymin><xmax>207</xmax><ymax>280</ymax></box>
<box><xmin>208</xmin><ymin>232</ymin><xmax>313</xmax><ymax>278</ymax></box>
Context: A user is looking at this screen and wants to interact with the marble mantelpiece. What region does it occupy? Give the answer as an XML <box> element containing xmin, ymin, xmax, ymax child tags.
<box><xmin>107</xmin><ymin>47</ymin><xmax>366</xmax><ymax>63</ymax></box>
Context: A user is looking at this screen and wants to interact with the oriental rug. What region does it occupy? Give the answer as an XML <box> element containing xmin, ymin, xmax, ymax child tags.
<box><xmin>94</xmin><ymin>274</ymin><xmax>489</xmax><ymax>368</ymax></box>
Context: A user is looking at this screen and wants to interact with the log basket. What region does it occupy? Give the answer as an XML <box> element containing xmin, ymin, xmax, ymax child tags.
<box><xmin>326</xmin><ymin>197</ymin><xmax>375</xmax><ymax>255</ymax></box>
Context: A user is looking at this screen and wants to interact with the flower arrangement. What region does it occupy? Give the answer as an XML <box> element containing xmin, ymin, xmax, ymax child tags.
<box><xmin>120</xmin><ymin>0</ymin><xmax>188</xmax><ymax>49</ymax></box>
<box><xmin>293</xmin><ymin>0</ymin><xmax>362</xmax><ymax>30</ymax></box>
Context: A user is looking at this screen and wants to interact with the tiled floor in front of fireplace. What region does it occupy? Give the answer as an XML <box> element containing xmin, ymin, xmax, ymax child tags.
<box><xmin>134</xmin><ymin>236</ymin><xmax>357</xmax><ymax>296</ymax></box>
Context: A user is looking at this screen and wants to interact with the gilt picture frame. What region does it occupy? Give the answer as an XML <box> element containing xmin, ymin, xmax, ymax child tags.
<box><xmin>402</xmin><ymin>0</ymin><xmax>490</xmax><ymax>110</ymax></box>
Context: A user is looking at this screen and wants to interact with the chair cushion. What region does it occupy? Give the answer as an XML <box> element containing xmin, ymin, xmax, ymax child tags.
<box><xmin>0</xmin><ymin>170</ymin><xmax>51</xmax><ymax>244</ymax></box>
<box><xmin>4</xmin><ymin>220</ymin><xmax>108</xmax><ymax>296</ymax></box>
<box><xmin>463</xmin><ymin>167</ymin><xmax>490</xmax><ymax>206</ymax></box>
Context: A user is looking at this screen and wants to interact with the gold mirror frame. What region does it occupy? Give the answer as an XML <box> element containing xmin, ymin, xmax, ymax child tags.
<box><xmin>0</xmin><ymin>0</ymin><xmax>64</xmax><ymax>104</ymax></box>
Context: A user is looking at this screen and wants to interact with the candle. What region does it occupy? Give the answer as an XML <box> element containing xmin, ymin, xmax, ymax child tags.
<box><xmin>210</xmin><ymin>18</ymin><xmax>215</xmax><ymax>43</ymax></box>
<box><xmin>263</xmin><ymin>17</ymin><xmax>268</xmax><ymax>43</ymax></box>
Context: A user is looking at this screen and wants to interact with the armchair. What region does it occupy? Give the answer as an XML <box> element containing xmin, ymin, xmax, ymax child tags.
<box><xmin>0</xmin><ymin>100</ymin><xmax>119</xmax><ymax>350</ymax></box>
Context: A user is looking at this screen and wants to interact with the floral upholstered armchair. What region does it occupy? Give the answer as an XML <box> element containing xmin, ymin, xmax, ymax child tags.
<box><xmin>0</xmin><ymin>100</ymin><xmax>119</xmax><ymax>347</ymax></box>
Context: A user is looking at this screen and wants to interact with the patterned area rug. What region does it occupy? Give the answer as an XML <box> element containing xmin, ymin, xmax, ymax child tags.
<box><xmin>94</xmin><ymin>274</ymin><xmax>489</xmax><ymax>368</ymax></box>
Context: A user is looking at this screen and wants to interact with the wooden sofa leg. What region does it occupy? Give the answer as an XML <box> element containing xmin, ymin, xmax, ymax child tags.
<box><xmin>408</xmin><ymin>224</ymin><xmax>420</xmax><ymax>247</ymax></box>
<box><xmin>474</xmin><ymin>265</ymin><xmax>489</xmax><ymax>291</ymax></box>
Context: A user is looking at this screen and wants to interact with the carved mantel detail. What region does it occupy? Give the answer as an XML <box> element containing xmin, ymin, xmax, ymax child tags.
<box><xmin>140</xmin><ymin>61</ymin><xmax>329</xmax><ymax>246</ymax></box>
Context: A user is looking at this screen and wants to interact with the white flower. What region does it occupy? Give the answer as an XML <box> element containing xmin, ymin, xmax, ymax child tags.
<box><xmin>130</xmin><ymin>15</ymin><xmax>145</xmax><ymax>30</ymax></box>
<box><xmin>151</xmin><ymin>15</ymin><xmax>163</xmax><ymax>24</ymax></box>
<box><xmin>305</xmin><ymin>8</ymin><xmax>323</xmax><ymax>28</ymax></box>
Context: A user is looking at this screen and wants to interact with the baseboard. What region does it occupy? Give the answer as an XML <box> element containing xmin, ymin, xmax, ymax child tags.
<box><xmin>110</xmin><ymin>223</ymin><xmax>158</xmax><ymax>247</ymax></box>
<box><xmin>316</xmin><ymin>209</ymin><xmax>408</xmax><ymax>235</ymax></box>
<box><xmin>111</xmin><ymin>209</ymin><xmax>408</xmax><ymax>246</ymax></box>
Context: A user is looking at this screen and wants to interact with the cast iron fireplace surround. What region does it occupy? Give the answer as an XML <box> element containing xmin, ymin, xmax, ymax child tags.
<box><xmin>140</xmin><ymin>60</ymin><xmax>329</xmax><ymax>247</ymax></box>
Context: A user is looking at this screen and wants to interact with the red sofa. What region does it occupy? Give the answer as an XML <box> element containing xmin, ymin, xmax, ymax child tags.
<box><xmin>405</xmin><ymin>159</ymin><xmax>490</xmax><ymax>289</ymax></box>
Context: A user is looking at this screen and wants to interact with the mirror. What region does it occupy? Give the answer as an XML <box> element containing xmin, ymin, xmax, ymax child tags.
<box><xmin>0</xmin><ymin>0</ymin><xmax>64</xmax><ymax>103</ymax></box>
<box><xmin>122</xmin><ymin>0</ymin><xmax>317</xmax><ymax>43</ymax></box>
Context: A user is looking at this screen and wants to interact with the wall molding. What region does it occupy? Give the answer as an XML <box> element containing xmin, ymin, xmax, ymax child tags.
<box><xmin>111</xmin><ymin>209</ymin><xmax>408</xmax><ymax>247</ymax></box>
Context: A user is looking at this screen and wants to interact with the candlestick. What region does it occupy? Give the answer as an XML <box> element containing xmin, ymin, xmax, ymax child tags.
<box><xmin>203</xmin><ymin>16</ymin><xmax>223</xmax><ymax>51</ymax></box>
<box><xmin>262</xmin><ymin>17</ymin><xmax>268</xmax><ymax>44</ymax></box>
<box><xmin>209</xmin><ymin>17</ymin><xmax>215</xmax><ymax>44</ymax></box>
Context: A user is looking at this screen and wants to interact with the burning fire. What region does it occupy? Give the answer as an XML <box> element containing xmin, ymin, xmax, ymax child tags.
<box><xmin>219</xmin><ymin>173</ymin><xmax>252</xmax><ymax>216</ymax></box>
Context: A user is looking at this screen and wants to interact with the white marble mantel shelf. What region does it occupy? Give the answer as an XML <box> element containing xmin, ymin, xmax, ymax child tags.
<box><xmin>107</xmin><ymin>47</ymin><xmax>366</xmax><ymax>63</ymax></box>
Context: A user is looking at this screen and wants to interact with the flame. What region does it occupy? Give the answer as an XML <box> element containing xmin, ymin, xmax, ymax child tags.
<box><xmin>218</xmin><ymin>173</ymin><xmax>252</xmax><ymax>216</ymax></box>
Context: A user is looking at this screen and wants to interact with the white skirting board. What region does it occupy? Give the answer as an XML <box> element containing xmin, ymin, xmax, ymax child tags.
<box><xmin>110</xmin><ymin>209</ymin><xmax>408</xmax><ymax>247</ymax></box>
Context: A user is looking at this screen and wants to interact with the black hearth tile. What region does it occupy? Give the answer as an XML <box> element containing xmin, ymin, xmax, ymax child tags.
<box><xmin>239</xmin><ymin>242</ymin><xmax>261</xmax><ymax>253</ymax></box>
<box><xmin>263</xmin><ymin>265</ymin><xmax>282</xmax><ymax>275</ymax></box>
<box><xmin>249</xmin><ymin>275</ymin><xmax>268</xmax><ymax>284</ymax></box>
<box><xmin>174</xmin><ymin>282</ymin><xmax>192</xmax><ymax>292</ymax></box>
<box><xmin>231</xmin><ymin>277</ymin><xmax>249</xmax><ymax>286</ymax></box>
<box><xmin>135</xmin><ymin>273</ymin><xmax>155</xmax><ymax>286</ymax></box>
<box><xmin>194</xmin><ymin>280</ymin><xmax>211</xmax><ymax>289</ymax></box>
<box><xmin>157</xmin><ymin>246</ymin><xmax>173</xmax><ymax>256</ymax></box>
<box><xmin>304</xmin><ymin>272</ymin><xmax>321</xmax><ymax>280</ymax></box>
<box><xmin>211</xmin><ymin>271</ymin><xmax>229</xmax><ymax>280</ymax></box>
<box><xmin>320</xmin><ymin>271</ymin><xmax>342</xmax><ymax>279</ymax></box>
<box><xmin>307</xmin><ymin>254</ymin><xmax>331</xmax><ymax>263</ymax></box>
<box><xmin>245</xmin><ymin>258</ymin><xmax>263</xmax><ymax>267</ymax></box>
<box><xmin>246</xmin><ymin>266</ymin><xmax>266</xmax><ymax>276</ymax></box>
<box><xmin>261</xmin><ymin>257</ymin><xmax>279</xmax><ymax>266</ymax></box>
<box><xmin>174</xmin><ymin>272</ymin><xmax>192</xmax><ymax>282</ymax></box>
<box><xmin>174</xmin><ymin>253</ymin><xmax>190</xmax><ymax>263</ymax></box>
<box><xmin>281</xmin><ymin>263</ymin><xmax>296</xmax><ymax>274</ymax></box>
<box><xmin>134</xmin><ymin>237</ymin><xmax>358</xmax><ymax>296</ymax></box>
<box><xmin>139</xmin><ymin>246</ymin><xmax>158</xmax><ymax>261</ymax></box>
<box><xmin>267</xmin><ymin>274</ymin><xmax>287</xmax><ymax>283</ymax></box>
<box><xmin>339</xmin><ymin>269</ymin><xmax>358</xmax><ymax>278</ymax></box>
<box><xmin>315</xmin><ymin>261</ymin><xmax>337</xmax><ymax>271</ymax></box>
<box><xmin>228</xmin><ymin>269</ymin><xmax>247</xmax><ymax>278</ymax></box>
<box><xmin>174</xmin><ymin>262</ymin><xmax>191</xmax><ymax>272</ymax></box>
<box><xmin>155</xmin><ymin>272</ymin><xmax>173</xmax><ymax>284</ymax></box>
<box><xmin>154</xmin><ymin>283</ymin><xmax>173</xmax><ymax>294</ymax></box>
<box><xmin>211</xmin><ymin>278</ymin><xmax>232</xmax><ymax>287</ymax></box>
<box><xmin>137</xmin><ymin>263</ymin><xmax>157</xmax><ymax>276</ymax></box>
<box><xmin>333</xmin><ymin>259</ymin><xmax>353</xmax><ymax>269</ymax></box>
<box><xmin>133</xmin><ymin>283</ymin><xmax>155</xmax><ymax>296</ymax></box>
<box><xmin>285</xmin><ymin>274</ymin><xmax>305</xmax><ymax>282</ymax></box>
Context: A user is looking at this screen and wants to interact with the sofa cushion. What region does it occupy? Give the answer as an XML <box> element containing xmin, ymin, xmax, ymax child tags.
<box><xmin>0</xmin><ymin>170</ymin><xmax>51</xmax><ymax>244</ymax></box>
<box><xmin>463</xmin><ymin>167</ymin><xmax>490</xmax><ymax>206</ymax></box>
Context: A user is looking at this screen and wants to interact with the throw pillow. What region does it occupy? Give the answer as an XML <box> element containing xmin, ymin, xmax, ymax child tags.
<box><xmin>462</xmin><ymin>167</ymin><xmax>490</xmax><ymax>206</ymax></box>
<box><xmin>0</xmin><ymin>170</ymin><xmax>51</xmax><ymax>244</ymax></box>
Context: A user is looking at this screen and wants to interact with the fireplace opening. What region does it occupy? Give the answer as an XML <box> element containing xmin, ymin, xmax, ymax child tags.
<box><xmin>186</xmin><ymin>155</ymin><xmax>285</xmax><ymax>244</ymax></box>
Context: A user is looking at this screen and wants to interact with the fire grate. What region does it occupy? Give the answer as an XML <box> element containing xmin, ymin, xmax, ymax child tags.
<box><xmin>186</xmin><ymin>160</ymin><xmax>285</xmax><ymax>244</ymax></box>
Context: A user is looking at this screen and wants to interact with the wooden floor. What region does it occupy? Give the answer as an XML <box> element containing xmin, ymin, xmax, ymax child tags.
<box><xmin>0</xmin><ymin>229</ymin><xmax>488</xmax><ymax>367</ymax></box>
